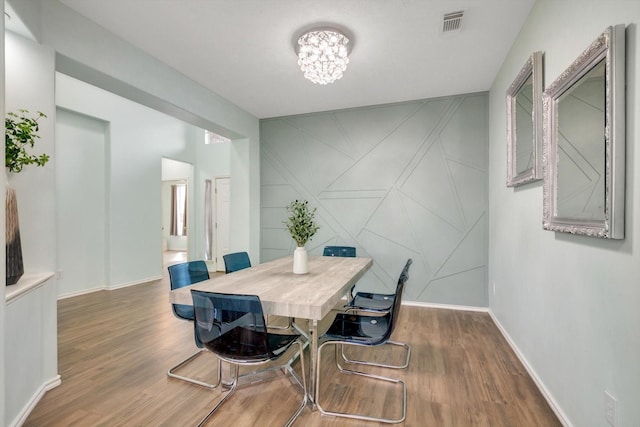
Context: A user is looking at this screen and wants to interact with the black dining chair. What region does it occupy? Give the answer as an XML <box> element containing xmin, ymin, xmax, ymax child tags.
<box><xmin>222</xmin><ymin>251</ymin><xmax>251</xmax><ymax>274</ymax></box>
<box><xmin>167</xmin><ymin>260</ymin><xmax>220</xmax><ymax>389</ymax></box>
<box><xmin>191</xmin><ymin>290</ymin><xmax>307</xmax><ymax>427</ymax></box>
<box><xmin>340</xmin><ymin>259</ymin><xmax>413</xmax><ymax>369</ymax></box>
<box><xmin>315</xmin><ymin>259</ymin><xmax>411</xmax><ymax>423</ymax></box>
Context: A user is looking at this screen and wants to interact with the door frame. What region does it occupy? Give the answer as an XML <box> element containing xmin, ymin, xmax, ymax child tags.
<box><xmin>214</xmin><ymin>176</ymin><xmax>231</xmax><ymax>271</ymax></box>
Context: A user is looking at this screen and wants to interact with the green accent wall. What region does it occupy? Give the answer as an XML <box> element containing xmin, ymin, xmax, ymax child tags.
<box><xmin>261</xmin><ymin>94</ymin><xmax>488</xmax><ymax>306</ymax></box>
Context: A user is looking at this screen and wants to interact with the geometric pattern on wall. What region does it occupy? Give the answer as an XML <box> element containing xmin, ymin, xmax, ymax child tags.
<box><xmin>261</xmin><ymin>94</ymin><xmax>488</xmax><ymax>306</ymax></box>
<box><xmin>556</xmin><ymin>79</ymin><xmax>604</xmax><ymax>220</ymax></box>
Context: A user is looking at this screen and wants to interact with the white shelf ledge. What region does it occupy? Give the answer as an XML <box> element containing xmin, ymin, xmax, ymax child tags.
<box><xmin>5</xmin><ymin>272</ymin><xmax>55</xmax><ymax>304</ymax></box>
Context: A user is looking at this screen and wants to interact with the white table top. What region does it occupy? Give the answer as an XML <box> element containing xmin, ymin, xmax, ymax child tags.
<box><xmin>170</xmin><ymin>255</ymin><xmax>372</xmax><ymax>321</ymax></box>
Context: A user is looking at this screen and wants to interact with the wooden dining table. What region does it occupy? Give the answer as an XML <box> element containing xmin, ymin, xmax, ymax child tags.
<box><xmin>169</xmin><ymin>254</ymin><xmax>373</xmax><ymax>407</ymax></box>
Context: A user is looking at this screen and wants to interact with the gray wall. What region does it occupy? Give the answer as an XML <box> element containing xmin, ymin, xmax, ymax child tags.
<box><xmin>261</xmin><ymin>94</ymin><xmax>488</xmax><ymax>305</ymax></box>
<box><xmin>2</xmin><ymin>0</ymin><xmax>260</xmax><ymax>422</ymax></box>
<box><xmin>488</xmin><ymin>1</ymin><xmax>640</xmax><ymax>426</ymax></box>
<box><xmin>3</xmin><ymin>31</ymin><xmax>58</xmax><ymax>427</ymax></box>
<box><xmin>5</xmin><ymin>32</ymin><xmax>56</xmax><ymax>276</ymax></box>
<box><xmin>1</xmin><ymin>2</ymin><xmax>5</xmax><ymax>419</ymax></box>
<box><xmin>55</xmin><ymin>73</ymin><xmax>200</xmax><ymax>292</ymax></box>
<box><xmin>35</xmin><ymin>0</ymin><xmax>261</xmax><ymax>262</ymax></box>
<box><xmin>56</xmin><ymin>108</ymin><xmax>108</xmax><ymax>297</ymax></box>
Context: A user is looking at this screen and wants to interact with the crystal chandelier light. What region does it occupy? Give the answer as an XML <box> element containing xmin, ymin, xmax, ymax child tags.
<box><xmin>296</xmin><ymin>28</ymin><xmax>350</xmax><ymax>85</ymax></box>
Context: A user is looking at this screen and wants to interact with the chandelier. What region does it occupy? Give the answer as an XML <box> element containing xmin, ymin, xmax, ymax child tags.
<box><xmin>296</xmin><ymin>28</ymin><xmax>350</xmax><ymax>85</ymax></box>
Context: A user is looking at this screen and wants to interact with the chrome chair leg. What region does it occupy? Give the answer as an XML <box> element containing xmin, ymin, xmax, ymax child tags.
<box><xmin>197</xmin><ymin>365</ymin><xmax>241</xmax><ymax>427</ymax></box>
<box><xmin>339</xmin><ymin>340</ymin><xmax>411</xmax><ymax>369</ymax></box>
<box><xmin>167</xmin><ymin>349</ymin><xmax>222</xmax><ymax>389</ymax></box>
<box><xmin>284</xmin><ymin>340</ymin><xmax>307</xmax><ymax>427</ymax></box>
<box><xmin>318</xmin><ymin>341</ymin><xmax>406</xmax><ymax>424</ymax></box>
<box><xmin>197</xmin><ymin>340</ymin><xmax>307</xmax><ymax>427</ymax></box>
<box><xmin>266</xmin><ymin>315</ymin><xmax>295</xmax><ymax>331</ymax></box>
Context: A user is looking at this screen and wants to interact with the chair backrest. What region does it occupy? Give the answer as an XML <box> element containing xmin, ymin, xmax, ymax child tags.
<box><xmin>168</xmin><ymin>261</ymin><xmax>210</xmax><ymax>321</ymax></box>
<box><xmin>223</xmin><ymin>251</ymin><xmax>252</xmax><ymax>274</ymax></box>
<box><xmin>191</xmin><ymin>290</ymin><xmax>274</xmax><ymax>360</ymax></box>
<box><xmin>323</xmin><ymin>246</ymin><xmax>356</xmax><ymax>257</ymax></box>
<box><xmin>324</xmin><ymin>246</ymin><xmax>357</xmax><ymax>298</ymax></box>
<box><xmin>386</xmin><ymin>259</ymin><xmax>412</xmax><ymax>339</ymax></box>
<box><xmin>399</xmin><ymin>258</ymin><xmax>412</xmax><ymax>284</ymax></box>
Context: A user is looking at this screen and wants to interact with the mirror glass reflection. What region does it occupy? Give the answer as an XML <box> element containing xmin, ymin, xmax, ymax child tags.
<box><xmin>515</xmin><ymin>74</ymin><xmax>534</xmax><ymax>175</ymax></box>
<box><xmin>556</xmin><ymin>59</ymin><xmax>606</xmax><ymax>220</ymax></box>
<box><xmin>542</xmin><ymin>24</ymin><xmax>625</xmax><ymax>239</ymax></box>
<box><xmin>506</xmin><ymin>51</ymin><xmax>542</xmax><ymax>187</ymax></box>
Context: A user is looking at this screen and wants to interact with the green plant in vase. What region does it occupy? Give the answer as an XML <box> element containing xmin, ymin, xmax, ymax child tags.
<box><xmin>284</xmin><ymin>199</ymin><xmax>319</xmax><ymax>274</ymax></box>
<box><xmin>5</xmin><ymin>109</ymin><xmax>49</xmax><ymax>285</ymax></box>
<box><xmin>5</xmin><ymin>109</ymin><xmax>49</xmax><ymax>173</ymax></box>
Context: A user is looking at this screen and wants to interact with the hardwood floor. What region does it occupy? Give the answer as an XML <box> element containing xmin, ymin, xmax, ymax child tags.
<box><xmin>24</xmin><ymin>259</ymin><xmax>560</xmax><ymax>427</ymax></box>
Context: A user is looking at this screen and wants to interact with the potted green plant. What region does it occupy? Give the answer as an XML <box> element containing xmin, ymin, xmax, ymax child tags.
<box><xmin>284</xmin><ymin>199</ymin><xmax>320</xmax><ymax>274</ymax></box>
<box><xmin>5</xmin><ymin>109</ymin><xmax>49</xmax><ymax>173</ymax></box>
<box><xmin>5</xmin><ymin>109</ymin><xmax>49</xmax><ymax>285</ymax></box>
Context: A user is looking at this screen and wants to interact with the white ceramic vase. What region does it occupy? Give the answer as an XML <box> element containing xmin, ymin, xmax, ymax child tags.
<box><xmin>293</xmin><ymin>246</ymin><xmax>309</xmax><ymax>274</ymax></box>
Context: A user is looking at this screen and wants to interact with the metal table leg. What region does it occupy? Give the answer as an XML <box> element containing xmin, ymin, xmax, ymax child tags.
<box><xmin>308</xmin><ymin>319</ymin><xmax>318</xmax><ymax>410</ymax></box>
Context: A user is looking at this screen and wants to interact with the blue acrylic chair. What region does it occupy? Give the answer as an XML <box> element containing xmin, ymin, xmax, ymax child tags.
<box><xmin>315</xmin><ymin>259</ymin><xmax>411</xmax><ymax>423</ymax></box>
<box><xmin>222</xmin><ymin>252</ymin><xmax>293</xmax><ymax>329</ymax></box>
<box><xmin>191</xmin><ymin>290</ymin><xmax>307</xmax><ymax>427</ymax></box>
<box><xmin>167</xmin><ymin>261</ymin><xmax>220</xmax><ymax>389</ymax></box>
<box><xmin>323</xmin><ymin>246</ymin><xmax>356</xmax><ymax>258</ymax></box>
<box><xmin>222</xmin><ymin>251</ymin><xmax>251</xmax><ymax>274</ymax></box>
<box><xmin>224</xmin><ymin>251</ymin><xmax>295</xmax><ymax>331</ymax></box>
<box><xmin>340</xmin><ymin>259</ymin><xmax>413</xmax><ymax>369</ymax></box>
<box><xmin>323</xmin><ymin>245</ymin><xmax>357</xmax><ymax>299</ymax></box>
<box><xmin>322</xmin><ymin>246</ymin><xmax>411</xmax><ymax>368</ymax></box>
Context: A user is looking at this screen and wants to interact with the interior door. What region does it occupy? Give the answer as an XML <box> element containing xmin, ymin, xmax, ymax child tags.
<box><xmin>215</xmin><ymin>177</ymin><xmax>231</xmax><ymax>271</ymax></box>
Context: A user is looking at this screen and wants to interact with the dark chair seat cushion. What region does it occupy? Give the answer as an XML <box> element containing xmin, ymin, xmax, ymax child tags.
<box><xmin>323</xmin><ymin>312</ymin><xmax>390</xmax><ymax>345</ymax></box>
<box><xmin>352</xmin><ymin>292</ymin><xmax>395</xmax><ymax>311</ymax></box>
<box><xmin>204</xmin><ymin>325</ymin><xmax>300</xmax><ymax>361</ymax></box>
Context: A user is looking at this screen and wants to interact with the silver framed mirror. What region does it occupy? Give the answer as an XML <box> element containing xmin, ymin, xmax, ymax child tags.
<box><xmin>506</xmin><ymin>51</ymin><xmax>543</xmax><ymax>187</ymax></box>
<box><xmin>542</xmin><ymin>25</ymin><xmax>625</xmax><ymax>239</ymax></box>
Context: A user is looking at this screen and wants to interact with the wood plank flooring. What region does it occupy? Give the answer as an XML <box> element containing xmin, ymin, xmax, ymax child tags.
<box><xmin>24</xmin><ymin>259</ymin><xmax>560</xmax><ymax>427</ymax></box>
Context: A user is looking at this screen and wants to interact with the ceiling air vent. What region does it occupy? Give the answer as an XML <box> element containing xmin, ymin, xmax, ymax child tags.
<box><xmin>442</xmin><ymin>11</ymin><xmax>464</xmax><ymax>33</ymax></box>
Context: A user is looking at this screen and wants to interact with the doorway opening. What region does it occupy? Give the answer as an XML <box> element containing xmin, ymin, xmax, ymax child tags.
<box><xmin>161</xmin><ymin>158</ymin><xmax>193</xmax><ymax>268</ymax></box>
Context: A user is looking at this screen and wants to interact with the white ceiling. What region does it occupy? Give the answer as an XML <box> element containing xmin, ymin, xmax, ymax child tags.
<box><xmin>54</xmin><ymin>0</ymin><xmax>535</xmax><ymax>119</ymax></box>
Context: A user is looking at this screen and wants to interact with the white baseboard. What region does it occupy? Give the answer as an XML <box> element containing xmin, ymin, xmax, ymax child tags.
<box><xmin>403</xmin><ymin>300</ymin><xmax>489</xmax><ymax>312</ymax></box>
<box><xmin>10</xmin><ymin>375</ymin><xmax>61</xmax><ymax>427</ymax></box>
<box><xmin>487</xmin><ymin>310</ymin><xmax>572</xmax><ymax>427</ymax></box>
<box><xmin>58</xmin><ymin>275</ymin><xmax>163</xmax><ymax>299</ymax></box>
<box><xmin>58</xmin><ymin>285</ymin><xmax>105</xmax><ymax>300</ymax></box>
<box><xmin>107</xmin><ymin>275</ymin><xmax>163</xmax><ymax>290</ymax></box>
<box><xmin>403</xmin><ymin>302</ymin><xmax>571</xmax><ymax>426</ymax></box>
